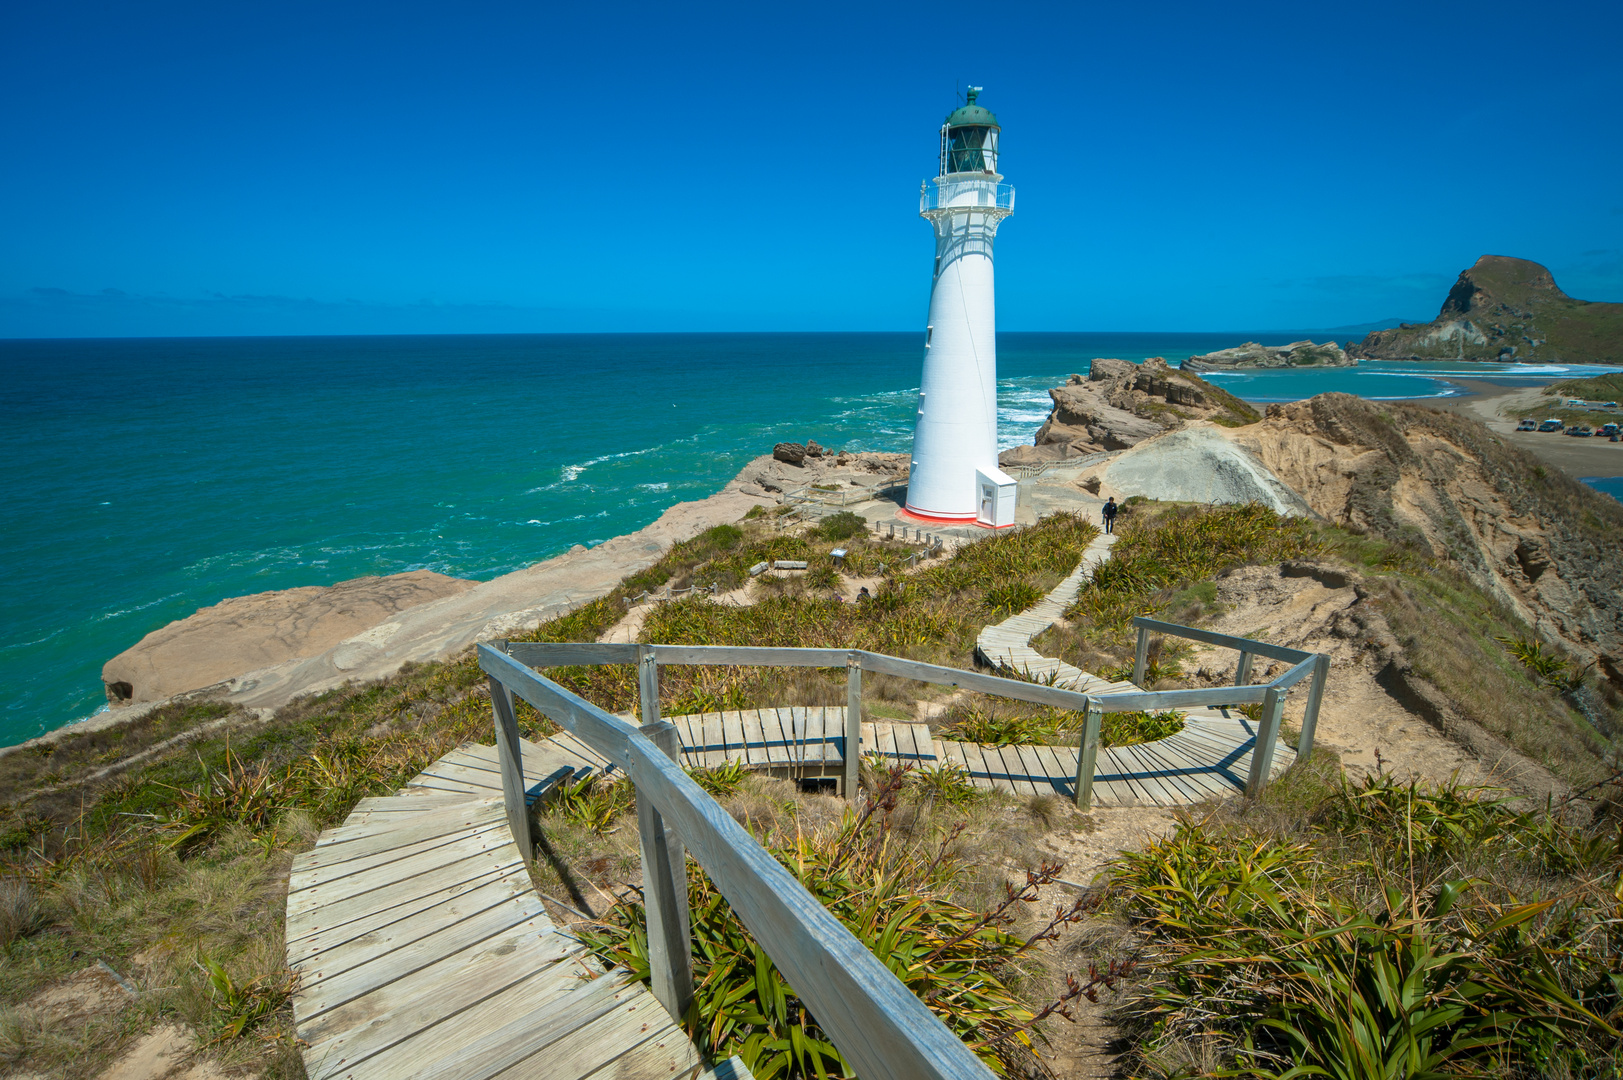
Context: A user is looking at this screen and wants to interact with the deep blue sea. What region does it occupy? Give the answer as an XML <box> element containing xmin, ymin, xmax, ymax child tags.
<box><xmin>2</xmin><ymin>333</ymin><xmax>1617</xmax><ymax>747</ymax></box>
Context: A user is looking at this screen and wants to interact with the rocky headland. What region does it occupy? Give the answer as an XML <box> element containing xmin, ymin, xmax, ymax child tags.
<box><xmin>1000</xmin><ymin>356</ymin><xmax>1259</xmax><ymax>466</ymax></box>
<box><xmin>82</xmin><ymin>451</ymin><xmax>912</xmax><ymax>734</ymax></box>
<box><xmin>1351</xmin><ymin>255</ymin><xmax>1623</xmax><ymax>363</ymax></box>
<box><xmin>1182</xmin><ymin>339</ymin><xmax>1352</xmax><ymax>371</ymax></box>
<box><xmin>1059</xmin><ymin>393</ymin><xmax>1623</xmax><ymax>699</ymax></box>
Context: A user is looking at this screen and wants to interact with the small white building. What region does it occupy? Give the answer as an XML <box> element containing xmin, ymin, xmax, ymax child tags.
<box><xmin>905</xmin><ymin>88</ymin><xmax>1016</xmax><ymax>527</ymax></box>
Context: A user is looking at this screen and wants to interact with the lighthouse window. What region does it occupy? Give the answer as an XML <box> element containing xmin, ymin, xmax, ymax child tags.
<box><xmin>948</xmin><ymin>126</ymin><xmax>999</xmax><ymax>173</ymax></box>
<box><xmin>925</xmin><ymin>326</ymin><xmax>933</xmax><ymax>347</ymax></box>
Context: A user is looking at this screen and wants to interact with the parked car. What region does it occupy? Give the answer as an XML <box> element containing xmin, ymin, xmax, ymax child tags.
<box><xmin>1602</xmin><ymin>423</ymin><xmax>1620</xmax><ymax>437</ymax></box>
<box><xmin>1538</xmin><ymin>419</ymin><xmax>1564</xmax><ymax>431</ymax></box>
<box><xmin>1568</xmin><ymin>426</ymin><xmax>1594</xmax><ymax>437</ymax></box>
<box><xmin>1516</xmin><ymin>418</ymin><xmax>1538</xmax><ymax>431</ymax></box>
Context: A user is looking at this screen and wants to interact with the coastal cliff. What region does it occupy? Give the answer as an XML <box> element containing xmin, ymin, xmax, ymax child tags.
<box><xmin>1002</xmin><ymin>357</ymin><xmax>1258</xmax><ymax>466</ymax></box>
<box><xmin>1351</xmin><ymin>255</ymin><xmax>1623</xmax><ymax>363</ymax></box>
<box><xmin>1219</xmin><ymin>393</ymin><xmax>1623</xmax><ymax>693</ymax></box>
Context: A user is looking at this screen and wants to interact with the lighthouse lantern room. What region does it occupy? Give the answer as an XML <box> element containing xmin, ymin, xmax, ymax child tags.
<box><xmin>905</xmin><ymin>87</ymin><xmax>1016</xmax><ymax>526</ymax></box>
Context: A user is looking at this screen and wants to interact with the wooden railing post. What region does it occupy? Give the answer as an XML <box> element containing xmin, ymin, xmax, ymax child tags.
<box><xmin>845</xmin><ymin>652</ymin><xmax>862</xmax><ymax>801</ymax></box>
<box><xmin>1073</xmin><ymin>698</ymin><xmax>1103</xmax><ymax>810</ymax></box>
<box><xmin>636</xmin><ymin>719</ymin><xmax>695</xmax><ymax>1024</ymax></box>
<box><xmin>637</xmin><ymin>644</ymin><xmax>660</xmax><ymax>726</ymax></box>
<box><xmin>487</xmin><ymin>675</ymin><xmax>534</xmax><ymax>861</ymax></box>
<box><xmin>1234</xmin><ymin>650</ymin><xmax>1254</xmax><ymax>687</ymax></box>
<box><xmin>1132</xmin><ymin>624</ymin><xmax>1150</xmax><ymax>686</ymax></box>
<box><xmin>1297</xmin><ymin>653</ymin><xmax>1329</xmax><ymax>758</ymax></box>
<box><xmin>1245</xmin><ymin>685</ymin><xmax>1286</xmax><ymax>797</ymax></box>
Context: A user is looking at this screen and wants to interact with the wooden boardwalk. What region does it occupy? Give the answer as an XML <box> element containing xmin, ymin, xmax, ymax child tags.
<box><xmin>283</xmin><ymin>527</ymin><xmax>1300</xmax><ymax>1079</ymax></box>
<box><xmin>285</xmin><ymin>738</ymin><xmax>747</xmax><ymax>1080</ymax></box>
<box><xmin>659</xmin><ymin>706</ymin><xmax>1287</xmax><ymax>805</ymax></box>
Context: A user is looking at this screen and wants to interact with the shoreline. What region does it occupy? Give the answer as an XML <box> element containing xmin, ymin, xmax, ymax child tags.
<box><xmin>13</xmin><ymin>369</ymin><xmax>1618</xmax><ymax>753</ymax></box>
<box><xmin>1383</xmin><ymin>377</ymin><xmax>1623</xmax><ymax>480</ymax></box>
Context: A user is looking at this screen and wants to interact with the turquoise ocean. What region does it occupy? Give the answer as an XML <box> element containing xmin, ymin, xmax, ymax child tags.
<box><xmin>2</xmin><ymin>332</ymin><xmax>1616</xmax><ymax>747</ymax></box>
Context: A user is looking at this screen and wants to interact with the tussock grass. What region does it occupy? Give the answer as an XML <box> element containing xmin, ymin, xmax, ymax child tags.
<box><xmin>1110</xmin><ymin>768</ymin><xmax>1623</xmax><ymax>1078</ymax></box>
<box><xmin>580</xmin><ymin>768</ymin><xmax>1095</xmax><ymax>1078</ymax></box>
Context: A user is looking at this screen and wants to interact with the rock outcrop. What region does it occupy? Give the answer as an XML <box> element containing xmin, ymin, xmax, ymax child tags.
<box><xmin>1183</xmin><ymin>340</ymin><xmax>1352</xmax><ymax>371</ymax></box>
<box><xmin>1351</xmin><ymin>256</ymin><xmax>1623</xmax><ymax>364</ymax></box>
<box><xmin>97</xmin><ymin>480</ymin><xmax>779</xmax><ymax>712</ymax></box>
<box><xmin>1214</xmin><ymin>393</ymin><xmax>1623</xmax><ymax>689</ymax></box>
<box><xmin>1019</xmin><ymin>357</ymin><xmax>1261</xmax><ymax>459</ymax></box>
<box><xmin>1100</xmin><ymin>426</ymin><xmax>1315</xmax><ymax>517</ymax></box>
<box><xmin>102</xmin><ymin>570</ymin><xmax>477</xmax><ymax>706</ymax></box>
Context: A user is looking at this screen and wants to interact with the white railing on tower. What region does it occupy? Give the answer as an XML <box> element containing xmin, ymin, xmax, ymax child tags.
<box><xmin>919</xmin><ymin>179</ymin><xmax>1015</xmax><ymax>214</ymax></box>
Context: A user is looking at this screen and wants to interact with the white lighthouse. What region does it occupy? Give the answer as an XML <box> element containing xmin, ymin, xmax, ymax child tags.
<box><xmin>904</xmin><ymin>87</ymin><xmax>1017</xmax><ymax>527</ymax></box>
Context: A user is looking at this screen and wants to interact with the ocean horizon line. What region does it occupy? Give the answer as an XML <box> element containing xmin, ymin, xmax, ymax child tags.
<box><xmin>0</xmin><ymin>327</ymin><xmax>1407</xmax><ymax>344</ymax></box>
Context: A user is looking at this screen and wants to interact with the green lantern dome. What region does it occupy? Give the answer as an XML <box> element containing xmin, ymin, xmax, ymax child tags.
<box><xmin>939</xmin><ymin>87</ymin><xmax>1001</xmax><ymax>175</ymax></box>
<box><xmin>945</xmin><ymin>87</ymin><xmax>999</xmax><ymax>129</ymax></box>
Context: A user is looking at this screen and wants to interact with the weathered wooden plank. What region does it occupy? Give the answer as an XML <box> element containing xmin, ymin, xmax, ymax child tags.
<box><xmin>349</xmin><ymin>972</ymin><xmax>632</xmax><ymax>1080</ymax></box>
<box><xmin>649</xmin><ymin>645</ymin><xmax>849</xmax><ymax>669</ymax></box>
<box><xmin>1110</xmin><ymin>744</ymin><xmax>1179</xmax><ymax>805</ymax></box>
<box><xmin>575</xmin><ymin>1018</ymin><xmax>706</xmax><ymax>1080</ymax></box>
<box><xmin>700</xmin><ymin>714</ymin><xmax>727</xmax><ymax>769</ymax></box>
<box><xmin>287</xmin><ymin>865</ymin><xmax>532</xmax><ymax>959</ymax></box>
<box><xmin>1130</xmin><ymin>740</ymin><xmax>1230</xmax><ymax>801</ymax></box>
<box><xmin>437</xmin><ymin>747</ymin><xmax>504</xmax><ymax>776</ymax></box>
<box><xmin>292</xmin><ymin>819</ymin><xmax>509</xmax><ymax>884</ymax></box>
<box><xmin>287</xmin><ymin>844</ymin><xmax>522</xmax><ymax>921</ymax></box>
<box><xmin>1131</xmin><ymin>617</ymin><xmax>1314</xmax><ymax>666</ymax></box>
<box><xmin>1031</xmin><ymin>745</ymin><xmax>1075</xmax><ymax>797</ymax></box>
<box><xmin>290</xmin><ymin>876</ymin><xmax>542</xmax><ymax>987</ymax></box>
<box><xmin>290</xmin><ymin>825</ymin><xmax>514</xmax><ymax>900</ymax></box>
<box><xmin>762</xmin><ymin>708</ymin><xmax>793</xmax><ymax>768</ymax></box>
<box><xmin>301</xmin><ymin>941</ymin><xmax>590</xmax><ymax>1079</ymax></box>
<box><xmin>1092</xmin><ymin>748</ymin><xmax>1149</xmax><ymax>805</ymax></box>
<box><xmin>294</xmin><ymin>900</ymin><xmax>555</xmax><ymax>1024</ymax></box>
<box><xmin>416</xmin><ymin>760</ymin><xmax>505</xmax><ymax>793</ymax></box>
<box><xmin>721</xmin><ymin>711</ymin><xmax>747</xmax><ymax>765</ymax></box>
<box><xmin>486</xmin><ymin>992</ymin><xmax>692</xmax><ymax>1080</ymax></box>
<box><xmin>345</xmin><ymin>793</ymin><xmax>477</xmax><ymax>815</ymax></box>
<box><xmin>402</xmin><ymin>775</ymin><xmax>492</xmax><ymax>797</ymax></box>
<box><xmin>313</xmin><ymin>801</ymin><xmax>502</xmax><ymax>851</ymax></box>
<box><xmin>504</xmin><ymin>641</ymin><xmax>639</xmax><ymax>669</ymax></box>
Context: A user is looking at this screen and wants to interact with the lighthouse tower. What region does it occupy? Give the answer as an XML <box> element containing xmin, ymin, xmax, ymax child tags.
<box><xmin>905</xmin><ymin>87</ymin><xmax>1016</xmax><ymax>527</ymax></box>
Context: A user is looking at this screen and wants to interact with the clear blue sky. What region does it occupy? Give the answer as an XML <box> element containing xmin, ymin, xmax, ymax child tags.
<box><xmin>2</xmin><ymin>0</ymin><xmax>1619</xmax><ymax>337</ymax></box>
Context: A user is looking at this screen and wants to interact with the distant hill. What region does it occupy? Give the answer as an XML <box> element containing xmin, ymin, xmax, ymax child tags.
<box><xmin>1349</xmin><ymin>256</ymin><xmax>1623</xmax><ymax>363</ymax></box>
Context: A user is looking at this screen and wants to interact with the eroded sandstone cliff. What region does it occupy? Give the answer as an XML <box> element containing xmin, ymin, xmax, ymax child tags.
<box><xmin>1218</xmin><ymin>394</ymin><xmax>1623</xmax><ymax>689</ymax></box>
<box><xmin>1003</xmin><ymin>357</ymin><xmax>1259</xmax><ymax>466</ymax></box>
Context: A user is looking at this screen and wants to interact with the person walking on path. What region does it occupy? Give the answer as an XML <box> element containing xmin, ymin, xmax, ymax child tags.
<box><xmin>1102</xmin><ymin>496</ymin><xmax>1118</xmax><ymax>535</ymax></box>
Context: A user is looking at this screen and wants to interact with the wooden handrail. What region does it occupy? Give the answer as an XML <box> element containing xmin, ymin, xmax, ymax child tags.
<box><xmin>477</xmin><ymin>644</ymin><xmax>995</xmax><ymax>1080</ymax></box>
<box><xmin>495</xmin><ymin>626</ymin><xmax>1329</xmax><ymax>811</ymax></box>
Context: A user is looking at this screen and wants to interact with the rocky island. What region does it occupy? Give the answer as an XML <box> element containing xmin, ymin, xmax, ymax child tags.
<box><xmin>1182</xmin><ymin>339</ymin><xmax>1352</xmax><ymax>370</ymax></box>
<box><xmin>999</xmin><ymin>356</ymin><xmax>1259</xmax><ymax>465</ymax></box>
<box><xmin>1352</xmin><ymin>254</ymin><xmax>1623</xmax><ymax>363</ymax></box>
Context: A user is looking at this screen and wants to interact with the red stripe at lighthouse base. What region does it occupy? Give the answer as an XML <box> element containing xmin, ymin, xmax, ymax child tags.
<box><xmin>899</xmin><ymin>506</ymin><xmax>978</xmax><ymax>525</ymax></box>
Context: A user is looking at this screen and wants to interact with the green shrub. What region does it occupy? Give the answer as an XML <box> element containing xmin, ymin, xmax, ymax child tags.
<box><xmin>816</xmin><ymin>512</ymin><xmax>870</xmax><ymax>542</ymax></box>
<box><xmin>1111</xmin><ymin>772</ymin><xmax>1623</xmax><ymax>1076</ymax></box>
<box><xmin>582</xmin><ymin>794</ymin><xmax>1043</xmax><ymax>1078</ymax></box>
<box><xmin>1101</xmin><ymin>709</ymin><xmax>1184</xmax><ymax>747</ymax></box>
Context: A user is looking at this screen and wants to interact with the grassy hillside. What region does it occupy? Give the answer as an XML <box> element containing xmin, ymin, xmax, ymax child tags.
<box><xmin>1</xmin><ymin>503</ymin><xmax>1617</xmax><ymax>1077</ymax></box>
